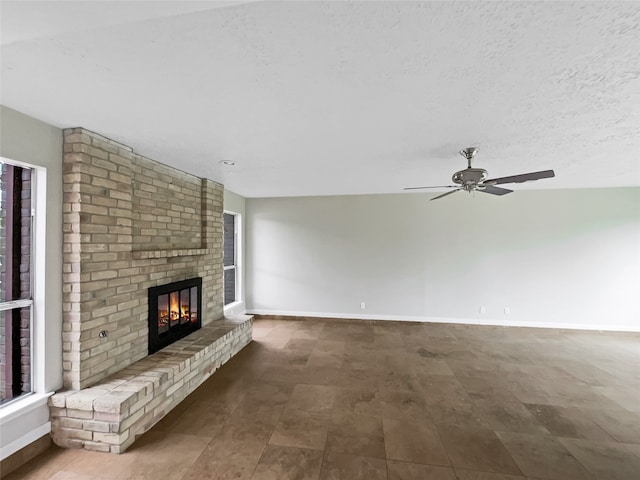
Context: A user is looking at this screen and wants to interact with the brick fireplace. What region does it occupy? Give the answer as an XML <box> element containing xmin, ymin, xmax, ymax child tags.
<box><xmin>50</xmin><ymin>128</ymin><xmax>252</xmax><ymax>453</ymax></box>
<box><xmin>148</xmin><ymin>277</ymin><xmax>202</xmax><ymax>354</ymax></box>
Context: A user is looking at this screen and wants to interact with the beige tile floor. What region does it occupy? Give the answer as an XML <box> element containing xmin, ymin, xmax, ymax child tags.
<box><xmin>6</xmin><ymin>317</ymin><xmax>640</xmax><ymax>480</ymax></box>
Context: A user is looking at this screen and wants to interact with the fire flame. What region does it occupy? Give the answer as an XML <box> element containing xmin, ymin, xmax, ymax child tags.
<box><xmin>170</xmin><ymin>294</ymin><xmax>179</xmax><ymax>319</ymax></box>
<box><xmin>168</xmin><ymin>293</ymin><xmax>190</xmax><ymax>321</ymax></box>
<box><xmin>159</xmin><ymin>290</ymin><xmax>195</xmax><ymax>327</ymax></box>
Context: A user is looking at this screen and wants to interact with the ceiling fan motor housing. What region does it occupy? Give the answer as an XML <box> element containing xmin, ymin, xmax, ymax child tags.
<box><xmin>452</xmin><ymin>168</ymin><xmax>488</xmax><ymax>191</ymax></box>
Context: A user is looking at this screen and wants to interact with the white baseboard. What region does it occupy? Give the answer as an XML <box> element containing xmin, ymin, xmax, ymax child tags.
<box><xmin>246</xmin><ymin>309</ymin><xmax>640</xmax><ymax>332</ymax></box>
<box><xmin>0</xmin><ymin>393</ymin><xmax>53</xmax><ymax>460</ymax></box>
<box><xmin>0</xmin><ymin>422</ymin><xmax>51</xmax><ymax>460</ymax></box>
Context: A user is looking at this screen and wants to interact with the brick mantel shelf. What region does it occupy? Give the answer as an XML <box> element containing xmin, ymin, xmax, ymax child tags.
<box><xmin>131</xmin><ymin>248</ymin><xmax>211</xmax><ymax>260</ymax></box>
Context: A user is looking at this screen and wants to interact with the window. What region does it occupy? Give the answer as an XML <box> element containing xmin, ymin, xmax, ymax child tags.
<box><xmin>0</xmin><ymin>161</ymin><xmax>33</xmax><ymax>404</ymax></box>
<box><xmin>223</xmin><ymin>212</ymin><xmax>237</xmax><ymax>306</ymax></box>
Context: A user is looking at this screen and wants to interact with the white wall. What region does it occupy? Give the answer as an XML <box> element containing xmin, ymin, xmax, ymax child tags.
<box><xmin>246</xmin><ymin>188</ymin><xmax>640</xmax><ymax>331</ymax></box>
<box><xmin>0</xmin><ymin>105</ymin><xmax>63</xmax><ymax>458</ymax></box>
<box><xmin>223</xmin><ymin>189</ymin><xmax>246</xmax><ymax>315</ymax></box>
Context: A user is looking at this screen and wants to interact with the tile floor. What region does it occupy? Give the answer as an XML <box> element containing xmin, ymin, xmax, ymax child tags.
<box><xmin>5</xmin><ymin>317</ymin><xmax>640</xmax><ymax>480</ymax></box>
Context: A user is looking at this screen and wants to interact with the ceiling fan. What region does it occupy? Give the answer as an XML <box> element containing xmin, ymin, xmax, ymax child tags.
<box><xmin>404</xmin><ymin>147</ymin><xmax>555</xmax><ymax>201</ymax></box>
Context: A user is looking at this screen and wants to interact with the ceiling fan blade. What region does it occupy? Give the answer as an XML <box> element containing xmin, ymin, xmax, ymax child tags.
<box><xmin>404</xmin><ymin>185</ymin><xmax>457</xmax><ymax>190</ymax></box>
<box><xmin>484</xmin><ymin>169</ymin><xmax>555</xmax><ymax>185</ymax></box>
<box><xmin>430</xmin><ymin>189</ymin><xmax>461</xmax><ymax>201</ymax></box>
<box><xmin>478</xmin><ymin>185</ymin><xmax>513</xmax><ymax>196</ymax></box>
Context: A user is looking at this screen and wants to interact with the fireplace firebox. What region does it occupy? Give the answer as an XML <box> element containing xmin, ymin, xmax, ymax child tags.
<box><xmin>148</xmin><ymin>277</ymin><xmax>202</xmax><ymax>354</ymax></box>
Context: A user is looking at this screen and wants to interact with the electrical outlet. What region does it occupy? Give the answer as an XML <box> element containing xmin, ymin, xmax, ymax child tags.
<box><xmin>504</xmin><ymin>307</ymin><xmax>511</xmax><ymax>315</ymax></box>
<box><xmin>360</xmin><ymin>302</ymin><xmax>366</xmax><ymax>310</ymax></box>
<box><xmin>479</xmin><ymin>306</ymin><xmax>487</xmax><ymax>314</ymax></box>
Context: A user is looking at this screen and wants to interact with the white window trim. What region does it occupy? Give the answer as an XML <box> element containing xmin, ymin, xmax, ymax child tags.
<box><xmin>0</xmin><ymin>158</ymin><xmax>47</xmax><ymax>404</ymax></box>
<box><xmin>0</xmin><ymin>158</ymin><xmax>52</xmax><ymax>461</ymax></box>
<box><xmin>223</xmin><ymin>210</ymin><xmax>243</xmax><ymax>313</ymax></box>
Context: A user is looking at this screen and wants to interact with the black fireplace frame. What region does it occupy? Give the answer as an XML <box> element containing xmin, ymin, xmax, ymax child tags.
<box><xmin>148</xmin><ymin>277</ymin><xmax>202</xmax><ymax>354</ymax></box>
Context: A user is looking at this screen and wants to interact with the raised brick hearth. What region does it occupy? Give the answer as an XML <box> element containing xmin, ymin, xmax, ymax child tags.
<box><xmin>50</xmin><ymin>128</ymin><xmax>252</xmax><ymax>453</ymax></box>
<box><xmin>50</xmin><ymin>316</ymin><xmax>252</xmax><ymax>453</ymax></box>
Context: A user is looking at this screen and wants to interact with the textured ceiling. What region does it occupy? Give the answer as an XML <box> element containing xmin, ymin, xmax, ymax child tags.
<box><xmin>1</xmin><ymin>1</ymin><xmax>639</xmax><ymax>197</ymax></box>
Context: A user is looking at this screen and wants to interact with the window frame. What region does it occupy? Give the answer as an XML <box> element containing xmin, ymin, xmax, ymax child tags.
<box><xmin>223</xmin><ymin>210</ymin><xmax>242</xmax><ymax>311</ymax></box>
<box><xmin>0</xmin><ymin>157</ymin><xmax>45</xmax><ymax>409</ymax></box>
